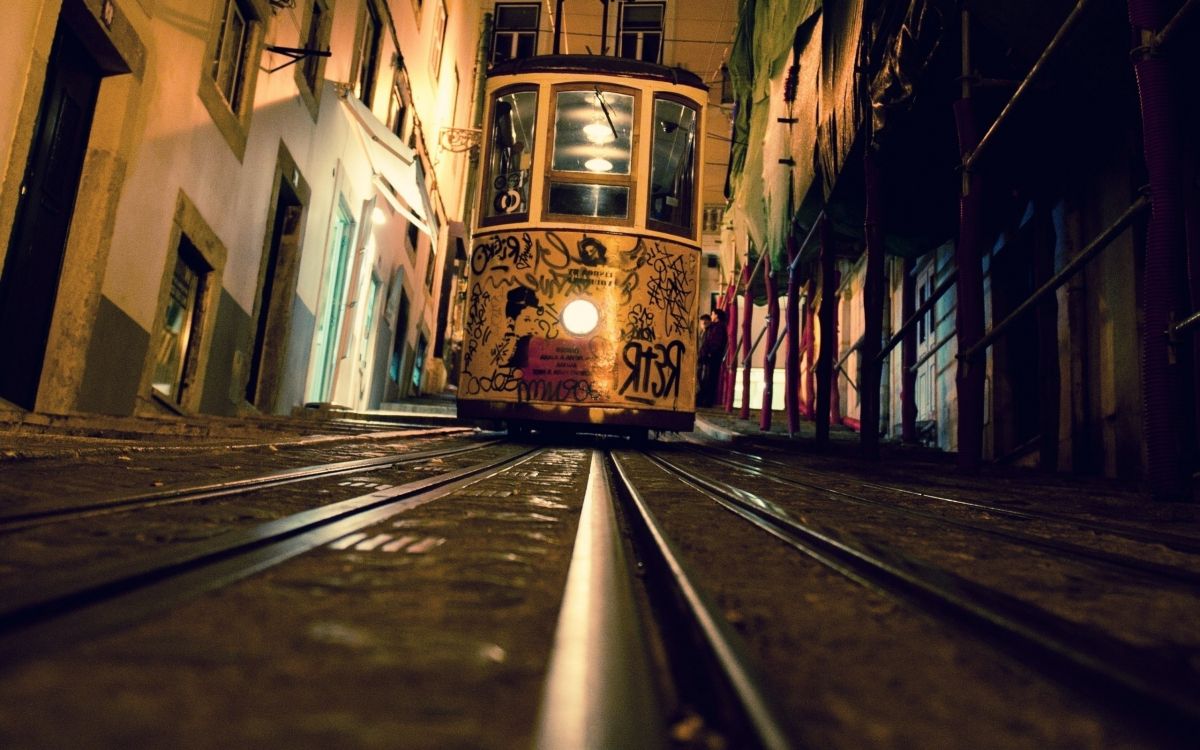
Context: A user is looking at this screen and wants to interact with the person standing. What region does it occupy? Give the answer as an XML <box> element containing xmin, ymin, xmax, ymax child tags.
<box><xmin>697</xmin><ymin>309</ymin><xmax>727</xmax><ymax>407</ymax></box>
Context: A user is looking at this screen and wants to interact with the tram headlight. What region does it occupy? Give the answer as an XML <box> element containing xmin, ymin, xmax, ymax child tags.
<box><xmin>561</xmin><ymin>298</ymin><xmax>600</xmax><ymax>336</ymax></box>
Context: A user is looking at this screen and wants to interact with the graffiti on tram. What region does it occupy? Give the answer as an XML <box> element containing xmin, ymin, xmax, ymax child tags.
<box><xmin>460</xmin><ymin>230</ymin><xmax>698</xmax><ymax>408</ymax></box>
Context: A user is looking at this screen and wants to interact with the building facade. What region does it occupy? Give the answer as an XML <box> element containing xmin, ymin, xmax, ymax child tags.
<box><xmin>0</xmin><ymin>0</ymin><xmax>482</xmax><ymax>418</ymax></box>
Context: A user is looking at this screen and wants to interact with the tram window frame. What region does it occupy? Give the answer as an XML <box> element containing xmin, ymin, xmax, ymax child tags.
<box><xmin>646</xmin><ymin>94</ymin><xmax>699</xmax><ymax>239</ymax></box>
<box><xmin>480</xmin><ymin>84</ymin><xmax>539</xmax><ymax>227</ymax></box>
<box><xmin>543</xmin><ymin>83</ymin><xmax>640</xmax><ymax>228</ymax></box>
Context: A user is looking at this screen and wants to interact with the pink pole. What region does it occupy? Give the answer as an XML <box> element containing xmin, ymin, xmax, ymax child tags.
<box><xmin>739</xmin><ymin>263</ymin><xmax>754</xmax><ymax>419</ymax></box>
<box><xmin>761</xmin><ymin>258</ymin><xmax>779</xmax><ymax>430</ymax></box>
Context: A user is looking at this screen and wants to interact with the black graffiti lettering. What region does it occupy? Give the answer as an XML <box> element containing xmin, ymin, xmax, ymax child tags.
<box><xmin>617</xmin><ymin>340</ymin><xmax>685</xmax><ymax>399</ymax></box>
<box><xmin>471</xmin><ymin>233</ymin><xmax>532</xmax><ymax>275</ymax></box>
<box><xmin>516</xmin><ymin>378</ymin><xmax>600</xmax><ymax>403</ymax></box>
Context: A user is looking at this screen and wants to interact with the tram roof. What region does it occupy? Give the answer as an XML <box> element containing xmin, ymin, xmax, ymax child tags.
<box><xmin>487</xmin><ymin>55</ymin><xmax>707</xmax><ymax>91</ymax></box>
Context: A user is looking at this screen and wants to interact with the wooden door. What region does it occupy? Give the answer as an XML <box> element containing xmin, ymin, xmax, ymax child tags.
<box><xmin>0</xmin><ymin>25</ymin><xmax>100</xmax><ymax>408</ymax></box>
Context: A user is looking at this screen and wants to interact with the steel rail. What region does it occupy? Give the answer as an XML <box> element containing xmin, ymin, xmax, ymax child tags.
<box><xmin>533</xmin><ymin>450</ymin><xmax>663</xmax><ymax>749</ymax></box>
<box><xmin>610</xmin><ymin>452</ymin><xmax>794</xmax><ymax>750</ymax></box>
<box><xmin>0</xmin><ymin>439</ymin><xmax>502</xmax><ymax>531</ymax></box>
<box><xmin>0</xmin><ymin>447</ymin><xmax>541</xmax><ymax>660</ymax></box>
<box><xmin>643</xmin><ymin>450</ymin><xmax>1200</xmax><ymax>733</ymax></box>
<box><xmin>687</xmin><ymin>448</ymin><xmax>1200</xmax><ymax>588</ymax></box>
<box><xmin>717</xmin><ymin>445</ymin><xmax>1200</xmax><ymax>557</ymax></box>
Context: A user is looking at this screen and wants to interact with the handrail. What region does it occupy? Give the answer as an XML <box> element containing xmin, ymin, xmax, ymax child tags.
<box><xmin>960</xmin><ymin>194</ymin><xmax>1149</xmax><ymax>363</ymax></box>
<box><xmin>877</xmin><ymin>269</ymin><xmax>957</xmax><ymax>363</ymax></box>
<box><xmin>963</xmin><ymin>0</ymin><xmax>1095</xmax><ymax>172</ymax></box>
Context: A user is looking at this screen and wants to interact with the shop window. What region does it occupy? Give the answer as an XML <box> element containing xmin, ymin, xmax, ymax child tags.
<box><xmin>491</xmin><ymin>4</ymin><xmax>540</xmax><ymax>64</ymax></box>
<box><xmin>151</xmin><ymin>238</ymin><xmax>209</xmax><ymax>405</ymax></box>
<box><xmin>648</xmin><ymin>96</ymin><xmax>697</xmax><ymax>236</ymax></box>
<box><xmin>545</xmin><ymin>86</ymin><xmax>636</xmax><ymax>223</ymax></box>
<box><xmin>483</xmin><ymin>87</ymin><xmax>538</xmax><ymax>223</ymax></box>
<box><xmin>356</xmin><ymin>1</ymin><xmax>383</xmax><ymax>105</ymax></box>
<box><xmin>618</xmin><ymin>2</ymin><xmax>664</xmax><ymax>63</ymax></box>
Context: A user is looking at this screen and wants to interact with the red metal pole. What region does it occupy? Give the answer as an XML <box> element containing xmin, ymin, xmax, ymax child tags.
<box><xmin>761</xmin><ymin>258</ymin><xmax>779</xmax><ymax>430</ymax></box>
<box><xmin>954</xmin><ymin>10</ymin><xmax>986</xmax><ymax>473</ymax></box>
<box><xmin>803</xmin><ymin>275</ymin><xmax>816</xmax><ymax>418</ymax></box>
<box><xmin>785</xmin><ymin>233</ymin><xmax>802</xmax><ymax>435</ymax></box>
<box><xmin>1129</xmin><ymin>0</ymin><xmax>1188</xmax><ymax>499</ymax></box>
<box><xmin>815</xmin><ymin>214</ymin><xmax>836</xmax><ymax>447</ymax></box>
<box><xmin>861</xmin><ymin>145</ymin><xmax>885</xmax><ymax>458</ymax></box>
<box><xmin>901</xmin><ymin>256</ymin><xmax>918</xmax><ymax>442</ymax></box>
<box><xmin>739</xmin><ymin>263</ymin><xmax>754</xmax><ymax>419</ymax></box>
<box><xmin>724</xmin><ymin>277</ymin><xmax>740</xmax><ymax>412</ymax></box>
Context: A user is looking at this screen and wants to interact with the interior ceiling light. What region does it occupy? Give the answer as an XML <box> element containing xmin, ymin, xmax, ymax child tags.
<box><xmin>372</xmin><ymin>206</ymin><xmax>389</xmax><ymax>225</ymax></box>
<box><xmin>561</xmin><ymin>298</ymin><xmax>600</xmax><ymax>336</ymax></box>
<box><xmin>583</xmin><ymin>121</ymin><xmax>615</xmax><ymax>144</ymax></box>
<box><xmin>584</xmin><ymin>157</ymin><xmax>613</xmax><ymax>173</ymax></box>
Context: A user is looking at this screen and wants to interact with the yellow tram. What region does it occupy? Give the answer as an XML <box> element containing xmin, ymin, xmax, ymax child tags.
<box><xmin>457</xmin><ymin>55</ymin><xmax>707</xmax><ymax>435</ymax></box>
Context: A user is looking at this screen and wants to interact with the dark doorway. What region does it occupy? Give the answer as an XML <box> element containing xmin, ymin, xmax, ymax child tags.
<box><xmin>0</xmin><ymin>24</ymin><xmax>101</xmax><ymax>408</ymax></box>
<box><xmin>246</xmin><ymin>176</ymin><xmax>304</xmax><ymax>409</ymax></box>
<box><xmin>991</xmin><ymin>227</ymin><xmax>1043</xmax><ymax>458</ymax></box>
<box><xmin>386</xmin><ymin>288</ymin><xmax>410</xmax><ymax>400</ymax></box>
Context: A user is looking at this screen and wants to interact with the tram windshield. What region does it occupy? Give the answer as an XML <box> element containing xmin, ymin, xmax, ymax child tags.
<box><xmin>649</xmin><ymin>97</ymin><xmax>697</xmax><ymax>235</ymax></box>
<box><xmin>548</xmin><ymin>87</ymin><xmax>634</xmax><ymax>219</ymax></box>
<box><xmin>485</xmin><ymin>88</ymin><xmax>538</xmax><ymax>220</ymax></box>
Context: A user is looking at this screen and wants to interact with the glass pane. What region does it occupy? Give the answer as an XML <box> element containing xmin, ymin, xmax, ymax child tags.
<box><xmin>623</xmin><ymin>4</ymin><xmax>663</xmax><ymax>29</ymax></box>
<box><xmin>484</xmin><ymin>89</ymin><xmax>538</xmax><ymax>219</ymax></box>
<box><xmin>497</xmin><ymin>5</ymin><xmax>538</xmax><ymax>29</ymax></box>
<box><xmin>152</xmin><ymin>255</ymin><xmax>200</xmax><ymax>401</ymax></box>
<box><xmin>649</xmin><ymin>98</ymin><xmax>697</xmax><ymax>232</ymax></box>
<box><xmin>548</xmin><ymin>183</ymin><xmax>629</xmax><ymax>218</ymax></box>
<box><xmin>641</xmin><ymin>33</ymin><xmax>661</xmax><ymax>63</ymax></box>
<box><xmin>552</xmin><ymin>89</ymin><xmax>633</xmax><ymax>174</ymax></box>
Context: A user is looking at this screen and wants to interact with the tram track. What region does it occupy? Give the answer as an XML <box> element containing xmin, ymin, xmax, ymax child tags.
<box><xmin>641</xmin><ymin>447</ymin><xmax>1200</xmax><ymax>737</ymax></box>
<box><xmin>0</xmin><ymin>438</ymin><xmax>502</xmax><ymax>532</ymax></box>
<box><xmin>721</xmin><ymin>444</ymin><xmax>1200</xmax><ymax>556</ymax></box>
<box><xmin>0</xmin><ymin>445</ymin><xmax>541</xmax><ymax>662</ymax></box>
<box><xmin>683</xmin><ymin>445</ymin><xmax>1200</xmax><ymax>587</ymax></box>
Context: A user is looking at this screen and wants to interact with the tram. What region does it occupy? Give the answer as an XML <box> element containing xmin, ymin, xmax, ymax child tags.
<box><xmin>457</xmin><ymin>55</ymin><xmax>707</xmax><ymax>435</ymax></box>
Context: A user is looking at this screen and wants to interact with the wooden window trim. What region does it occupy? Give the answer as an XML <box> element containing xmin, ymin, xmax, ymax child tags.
<box><xmin>542</xmin><ymin>82</ymin><xmax>640</xmax><ymax>228</ymax></box>
<box><xmin>478</xmin><ymin>83</ymin><xmax>539</xmax><ymax>229</ymax></box>
<box><xmin>295</xmin><ymin>0</ymin><xmax>332</xmax><ymax>121</ymax></box>
<box><xmin>645</xmin><ymin>92</ymin><xmax>699</xmax><ymax>240</ymax></box>
<box><xmin>198</xmin><ymin>0</ymin><xmax>270</xmax><ymax>162</ymax></box>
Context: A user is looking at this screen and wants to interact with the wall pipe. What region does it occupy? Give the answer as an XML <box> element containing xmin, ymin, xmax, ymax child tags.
<box><xmin>960</xmin><ymin>194</ymin><xmax>1150</xmax><ymax>363</ymax></box>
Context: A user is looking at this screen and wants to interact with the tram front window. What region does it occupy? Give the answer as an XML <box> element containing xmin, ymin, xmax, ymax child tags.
<box><xmin>485</xmin><ymin>88</ymin><xmax>538</xmax><ymax>221</ymax></box>
<box><xmin>649</xmin><ymin>97</ymin><xmax>698</xmax><ymax>236</ymax></box>
<box><xmin>548</xmin><ymin>87</ymin><xmax>634</xmax><ymax>220</ymax></box>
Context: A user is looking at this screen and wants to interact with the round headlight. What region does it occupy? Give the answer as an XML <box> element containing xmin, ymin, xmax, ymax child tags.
<box><xmin>562</xmin><ymin>298</ymin><xmax>600</xmax><ymax>336</ymax></box>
